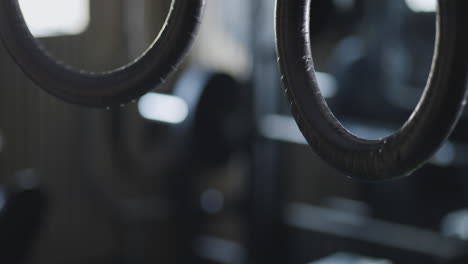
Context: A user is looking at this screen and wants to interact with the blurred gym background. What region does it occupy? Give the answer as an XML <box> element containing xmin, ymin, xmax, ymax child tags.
<box><xmin>1</xmin><ymin>0</ymin><xmax>468</xmax><ymax>263</ymax></box>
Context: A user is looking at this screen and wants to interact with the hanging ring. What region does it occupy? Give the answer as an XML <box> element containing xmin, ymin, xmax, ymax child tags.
<box><xmin>0</xmin><ymin>0</ymin><xmax>205</xmax><ymax>107</ymax></box>
<box><xmin>275</xmin><ymin>0</ymin><xmax>468</xmax><ymax>180</ymax></box>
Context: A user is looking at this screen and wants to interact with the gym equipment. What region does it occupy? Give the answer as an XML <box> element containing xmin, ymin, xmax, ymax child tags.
<box><xmin>106</xmin><ymin>67</ymin><xmax>247</xmax><ymax>181</ymax></box>
<box><xmin>0</xmin><ymin>0</ymin><xmax>466</xmax><ymax>181</ymax></box>
<box><xmin>286</xmin><ymin>202</ymin><xmax>468</xmax><ymax>263</ymax></box>
<box><xmin>276</xmin><ymin>0</ymin><xmax>468</xmax><ymax>180</ymax></box>
<box><xmin>1</xmin><ymin>0</ymin><xmax>468</xmax><ymax>263</ymax></box>
<box><xmin>0</xmin><ymin>0</ymin><xmax>205</xmax><ymax>107</ymax></box>
<box><xmin>77</xmin><ymin>67</ymin><xmax>248</xmax><ymax>263</ymax></box>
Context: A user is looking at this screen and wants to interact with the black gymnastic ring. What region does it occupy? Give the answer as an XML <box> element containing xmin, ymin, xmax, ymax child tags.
<box><xmin>275</xmin><ymin>0</ymin><xmax>468</xmax><ymax>180</ymax></box>
<box><xmin>0</xmin><ymin>0</ymin><xmax>205</xmax><ymax>107</ymax></box>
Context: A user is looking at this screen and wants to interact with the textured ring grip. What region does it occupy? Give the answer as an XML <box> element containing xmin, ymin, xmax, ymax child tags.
<box><xmin>0</xmin><ymin>0</ymin><xmax>205</xmax><ymax>107</ymax></box>
<box><xmin>275</xmin><ymin>0</ymin><xmax>468</xmax><ymax>180</ymax></box>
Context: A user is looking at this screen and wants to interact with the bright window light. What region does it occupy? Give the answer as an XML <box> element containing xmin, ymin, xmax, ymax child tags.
<box><xmin>259</xmin><ymin>114</ymin><xmax>307</xmax><ymax>145</ymax></box>
<box><xmin>138</xmin><ymin>93</ymin><xmax>189</xmax><ymax>124</ymax></box>
<box><xmin>18</xmin><ymin>0</ymin><xmax>90</xmax><ymax>37</ymax></box>
<box><xmin>316</xmin><ymin>72</ymin><xmax>338</xmax><ymax>99</ymax></box>
<box><xmin>405</xmin><ymin>0</ymin><xmax>437</xmax><ymax>12</ymax></box>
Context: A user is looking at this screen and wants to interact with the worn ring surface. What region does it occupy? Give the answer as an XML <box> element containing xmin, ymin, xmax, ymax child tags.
<box><xmin>0</xmin><ymin>0</ymin><xmax>205</xmax><ymax>107</ymax></box>
<box><xmin>275</xmin><ymin>0</ymin><xmax>468</xmax><ymax>180</ymax></box>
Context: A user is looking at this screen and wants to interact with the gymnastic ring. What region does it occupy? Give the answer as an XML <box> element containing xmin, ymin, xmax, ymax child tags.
<box><xmin>275</xmin><ymin>0</ymin><xmax>468</xmax><ymax>180</ymax></box>
<box><xmin>0</xmin><ymin>0</ymin><xmax>205</xmax><ymax>107</ymax></box>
